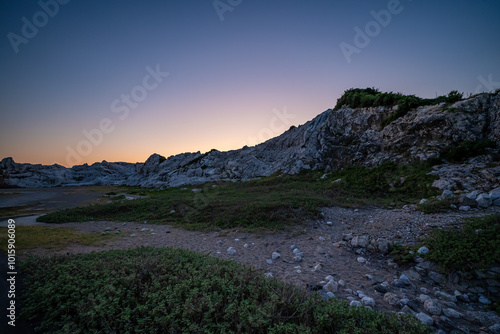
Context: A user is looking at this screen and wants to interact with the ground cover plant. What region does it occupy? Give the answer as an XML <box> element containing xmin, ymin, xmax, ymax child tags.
<box><xmin>21</xmin><ymin>247</ymin><xmax>429</xmax><ymax>334</ymax></box>
<box><xmin>0</xmin><ymin>225</ymin><xmax>115</xmax><ymax>252</ymax></box>
<box><xmin>37</xmin><ymin>162</ymin><xmax>439</xmax><ymax>230</ymax></box>
<box><xmin>422</xmin><ymin>214</ymin><xmax>500</xmax><ymax>272</ymax></box>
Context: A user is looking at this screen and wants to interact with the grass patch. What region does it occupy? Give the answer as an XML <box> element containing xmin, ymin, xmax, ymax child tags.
<box><xmin>0</xmin><ymin>204</ymin><xmax>46</xmax><ymax>218</ymax></box>
<box><xmin>21</xmin><ymin>247</ymin><xmax>429</xmax><ymax>334</ymax></box>
<box><xmin>327</xmin><ymin>162</ymin><xmax>439</xmax><ymax>207</ymax></box>
<box><xmin>0</xmin><ymin>226</ymin><xmax>115</xmax><ymax>252</ymax></box>
<box><xmin>37</xmin><ymin>163</ymin><xmax>439</xmax><ymax>230</ymax></box>
<box><xmin>423</xmin><ymin>214</ymin><xmax>500</xmax><ymax>272</ymax></box>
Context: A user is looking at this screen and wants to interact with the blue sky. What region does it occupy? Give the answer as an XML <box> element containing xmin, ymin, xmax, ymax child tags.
<box><xmin>1</xmin><ymin>0</ymin><xmax>499</xmax><ymax>166</ymax></box>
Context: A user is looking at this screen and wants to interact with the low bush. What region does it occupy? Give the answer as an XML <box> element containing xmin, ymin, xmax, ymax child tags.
<box><xmin>21</xmin><ymin>247</ymin><xmax>429</xmax><ymax>333</ymax></box>
<box><xmin>423</xmin><ymin>214</ymin><xmax>500</xmax><ymax>271</ymax></box>
<box><xmin>440</xmin><ymin>140</ymin><xmax>497</xmax><ymax>163</ymax></box>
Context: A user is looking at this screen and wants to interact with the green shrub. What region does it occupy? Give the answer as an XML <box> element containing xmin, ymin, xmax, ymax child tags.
<box><xmin>440</xmin><ymin>140</ymin><xmax>497</xmax><ymax>163</ymax></box>
<box><xmin>21</xmin><ymin>247</ymin><xmax>429</xmax><ymax>333</ymax></box>
<box><xmin>417</xmin><ymin>197</ymin><xmax>458</xmax><ymax>214</ymax></box>
<box><xmin>334</xmin><ymin>88</ymin><xmax>465</xmax><ymax>127</ymax></box>
<box><xmin>423</xmin><ymin>214</ymin><xmax>500</xmax><ymax>271</ymax></box>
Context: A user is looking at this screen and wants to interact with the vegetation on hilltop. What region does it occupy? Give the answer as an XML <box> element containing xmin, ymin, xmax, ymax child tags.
<box><xmin>333</xmin><ymin>88</ymin><xmax>464</xmax><ymax>127</ymax></box>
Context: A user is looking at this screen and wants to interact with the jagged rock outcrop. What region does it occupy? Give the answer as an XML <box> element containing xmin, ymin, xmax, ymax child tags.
<box><xmin>0</xmin><ymin>157</ymin><xmax>136</xmax><ymax>188</ymax></box>
<box><xmin>2</xmin><ymin>92</ymin><xmax>499</xmax><ymax>189</ymax></box>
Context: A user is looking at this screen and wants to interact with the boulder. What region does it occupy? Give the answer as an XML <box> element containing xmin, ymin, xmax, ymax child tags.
<box><xmin>423</xmin><ymin>299</ymin><xmax>442</xmax><ymax>315</ymax></box>
<box><xmin>351</xmin><ymin>235</ymin><xmax>369</xmax><ymax>248</ymax></box>
<box><xmin>476</xmin><ymin>193</ymin><xmax>492</xmax><ymax>208</ymax></box>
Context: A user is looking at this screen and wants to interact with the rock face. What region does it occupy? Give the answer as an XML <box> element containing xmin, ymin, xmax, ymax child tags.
<box><xmin>0</xmin><ymin>157</ymin><xmax>136</xmax><ymax>188</ymax></box>
<box><xmin>2</xmin><ymin>92</ymin><xmax>500</xmax><ymax>188</ymax></box>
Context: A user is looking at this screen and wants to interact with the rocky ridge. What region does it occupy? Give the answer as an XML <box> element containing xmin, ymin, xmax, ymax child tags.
<box><xmin>2</xmin><ymin>92</ymin><xmax>500</xmax><ymax>193</ymax></box>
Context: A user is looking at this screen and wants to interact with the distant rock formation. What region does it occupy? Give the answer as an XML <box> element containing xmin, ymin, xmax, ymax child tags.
<box><xmin>2</xmin><ymin>91</ymin><xmax>499</xmax><ymax>190</ymax></box>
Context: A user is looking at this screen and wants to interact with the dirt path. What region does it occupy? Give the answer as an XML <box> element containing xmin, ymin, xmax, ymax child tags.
<box><xmin>22</xmin><ymin>205</ymin><xmax>500</xmax><ymax>314</ymax></box>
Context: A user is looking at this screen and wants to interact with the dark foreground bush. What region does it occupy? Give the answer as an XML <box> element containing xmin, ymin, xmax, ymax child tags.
<box><xmin>424</xmin><ymin>214</ymin><xmax>500</xmax><ymax>271</ymax></box>
<box><xmin>21</xmin><ymin>247</ymin><xmax>429</xmax><ymax>333</ymax></box>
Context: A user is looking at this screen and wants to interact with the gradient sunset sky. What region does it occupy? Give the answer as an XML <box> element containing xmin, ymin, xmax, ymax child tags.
<box><xmin>1</xmin><ymin>0</ymin><xmax>500</xmax><ymax>167</ymax></box>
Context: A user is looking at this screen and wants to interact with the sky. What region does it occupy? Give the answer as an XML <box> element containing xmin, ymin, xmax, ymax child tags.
<box><xmin>1</xmin><ymin>0</ymin><xmax>499</xmax><ymax>167</ymax></box>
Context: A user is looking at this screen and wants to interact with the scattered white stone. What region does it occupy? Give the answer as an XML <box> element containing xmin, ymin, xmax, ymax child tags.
<box><xmin>357</xmin><ymin>257</ymin><xmax>366</xmax><ymax>263</ymax></box>
<box><xmin>290</xmin><ymin>245</ymin><xmax>297</xmax><ymax>250</ymax></box>
<box><xmin>326</xmin><ymin>292</ymin><xmax>335</xmax><ymax>299</ymax></box>
<box><xmin>234</xmin><ymin>238</ymin><xmax>239</xmax><ymax>241</ymax></box>
<box><xmin>264</xmin><ymin>272</ymin><xmax>273</xmax><ymax>278</ymax></box>
<box><xmin>420</xmin><ymin>287</ymin><xmax>430</xmax><ymax>294</ymax></box>
<box><xmin>338</xmin><ymin>279</ymin><xmax>346</xmax><ymax>287</ymax></box>
<box><xmin>141</xmin><ymin>228</ymin><xmax>149</xmax><ymax>231</ymax></box>
<box><xmin>326</xmin><ymin>221</ymin><xmax>333</xmax><ymax>226</ymax></box>
<box><xmin>312</xmin><ymin>263</ymin><xmax>323</xmax><ymax>272</ymax></box>
<box><xmin>466</xmin><ymin>190</ymin><xmax>480</xmax><ymax>200</ymax></box>
<box><xmin>384</xmin><ymin>292</ymin><xmax>400</xmax><ymax>306</ymax></box>
<box><xmin>417</xmin><ymin>246</ymin><xmax>429</xmax><ymax>254</ymax></box>
<box><xmin>266</xmin><ymin>259</ymin><xmax>273</xmax><ymax>265</ymax></box>
<box><xmin>129</xmin><ymin>233</ymin><xmax>136</xmax><ymax>237</ymax></box>
<box><xmin>476</xmin><ymin>193</ymin><xmax>492</xmax><ymax>208</ymax></box>
<box><xmin>350</xmin><ymin>300</ymin><xmax>362</xmax><ymax>307</ymax></box>
<box><xmin>459</xmin><ymin>206</ymin><xmax>471</xmax><ymax>211</ymax></box>
<box><xmin>479</xmin><ymin>295</ymin><xmax>491</xmax><ymax>304</ymax></box>
<box><xmin>216</xmin><ymin>251</ymin><xmax>221</xmax><ymax>254</ymax></box>
<box><xmin>435</xmin><ymin>291</ymin><xmax>457</xmax><ymax>302</ymax></box>
<box><xmin>319</xmin><ymin>236</ymin><xmax>326</xmax><ymax>241</ymax></box>
<box><xmin>416</xmin><ymin>312</ymin><xmax>434</xmax><ymax>326</ymax></box>
<box><xmin>244</xmin><ymin>243</ymin><xmax>249</xmax><ymax>248</ymax></box>
<box><xmin>423</xmin><ymin>299</ymin><xmax>442</xmax><ymax>315</ymax></box>
<box><xmin>442</xmin><ymin>308</ymin><xmax>462</xmax><ymax>319</ymax></box>
<box><xmin>490</xmin><ymin>191</ymin><xmax>500</xmax><ymax>201</ymax></box>
<box><xmin>399</xmin><ymin>274</ymin><xmax>411</xmax><ymax>285</ymax></box>
<box><xmin>441</xmin><ymin>190</ymin><xmax>454</xmax><ymax>198</ymax></box>
<box><xmin>332</xmin><ymin>178</ymin><xmax>342</xmax><ymax>183</ymax></box>
<box><xmin>323</xmin><ymin>280</ymin><xmax>339</xmax><ymax>293</ymax></box>
<box><xmin>296</xmin><ymin>269</ymin><xmax>302</xmax><ymax>273</ymax></box>
<box><xmin>169</xmin><ymin>209</ymin><xmax>176</xmax><ymax>213</ymax></box>
<box><xmin>419</xmin><ymin>198</ymin><xmax>428</xmax><ymax>205</ymax></box>
<box><xmin>227</xmin><ymin>247</ymin><xmax>236</xmax><ymax>255</ymax></box>
<box><xmin>192</xmin><ymin>189</ymin><xmax>201</xmax><ymax>193</ymax></box>
<box><xmin>325</xmin><ymin>275</ymin><xmax>334</xmax><ymax>281</ymax></box>
<box><xmin>361</xmin><ymin>297</ymin><xmax>375</xmax><ymax>307</ymax></box>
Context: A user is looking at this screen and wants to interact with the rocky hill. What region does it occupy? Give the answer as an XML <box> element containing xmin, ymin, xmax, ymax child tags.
<box><xmin>2</xmin><ymin>90</ymin><xmax>500</xmax><ymax>193</ymax></box>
